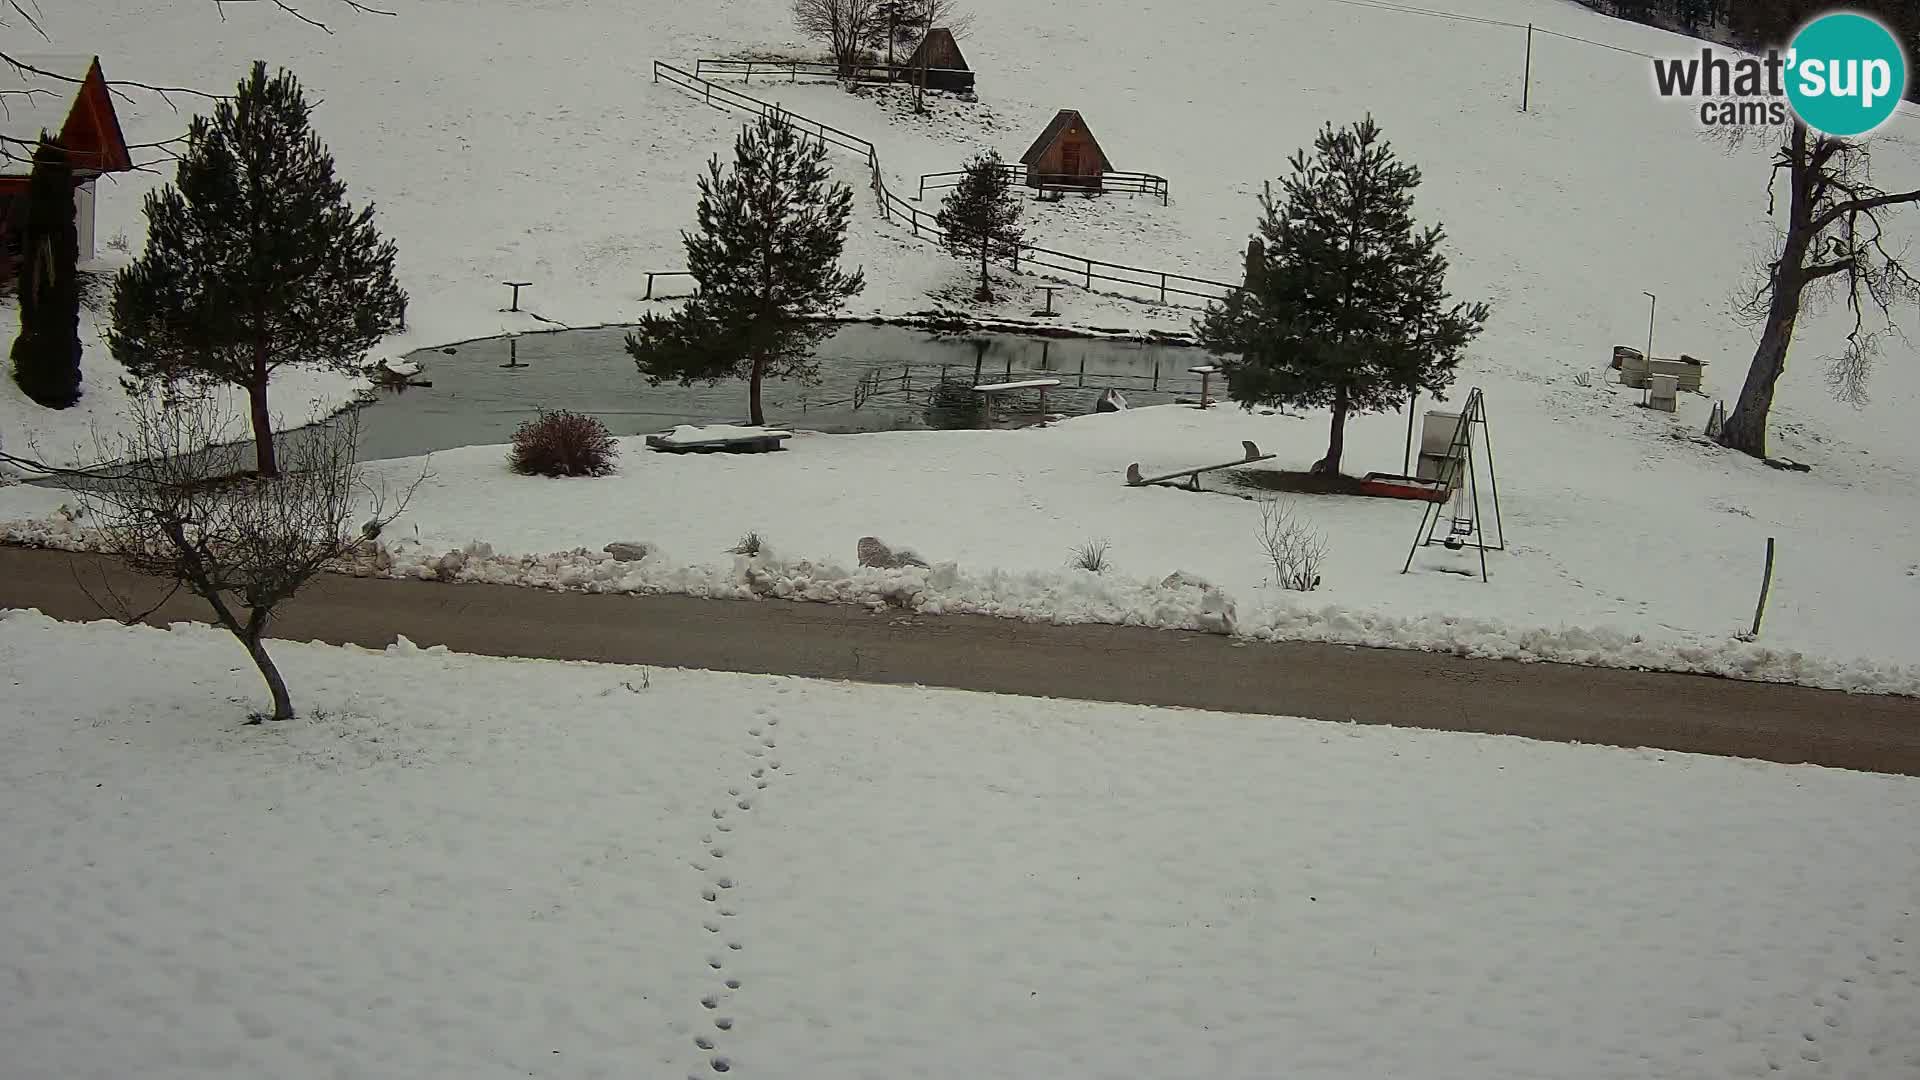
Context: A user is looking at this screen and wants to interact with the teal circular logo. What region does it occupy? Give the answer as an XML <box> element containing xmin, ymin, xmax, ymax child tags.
<box><xmin>1787</xmin><ymin>12</ymin><xmax>1907</xmax><ymax>137</ymax></box>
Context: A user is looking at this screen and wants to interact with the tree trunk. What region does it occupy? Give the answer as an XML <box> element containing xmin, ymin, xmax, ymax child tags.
<box><xmin>239</xmin><ymin>628</ymin><xmax>294</xmax><ymax>722</ymax></box>
<box><xmin>976</xmin><ymin>237</ymin><xmax>992</xmax><ymax>301</ymax></box>
<box><xmin>1719</xmin><ymin>120</ymin><xmax>1814</xmax><ymax>461</ymax></box>
<box><xmin>1719</xmin><ymin>302</ymin><xmax>1799</xmax><ymax>458</ymax></box>
<box><xmin>247</xmin><ymin>358</ymin><xmax>277</xmax><ymax>478</ymax></box>
<box><xmin>1315</xmin><ymin>386</ymin><xmax>1351</xmax><ymax>475</ymax></box>
<box><xmin>748</xmin><ymin>354</ymin><xmax>766</xmax><ymax>427</ymax></box>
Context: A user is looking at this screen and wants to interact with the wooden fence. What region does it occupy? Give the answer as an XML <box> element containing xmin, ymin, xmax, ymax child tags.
<box><xmin>692</xmin><ymin>57</ymin><xmax>974</xmax><ymax>87</ymax></box>
<box><xmin>649</xmin><ymin>61</ymin><xmax>1240</xmax><ymax>306</ymax></box>
<box><xmin>917</xmin><ymin>165</ymin><xmax>1170</xmax><ymax>206</ymax></box>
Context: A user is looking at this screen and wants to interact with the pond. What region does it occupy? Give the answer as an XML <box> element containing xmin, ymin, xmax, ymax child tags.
<box><xmin>351</xmin><ymin>323</ymin><xmax>1221</xmax><ymax>460</ymax></box>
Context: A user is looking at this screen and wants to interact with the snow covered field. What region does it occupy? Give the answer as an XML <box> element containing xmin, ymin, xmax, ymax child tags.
<box><xmin>3</xmin><ymin>609</ymin><xmax>1918</xmax><ymax>1078</ymax></box>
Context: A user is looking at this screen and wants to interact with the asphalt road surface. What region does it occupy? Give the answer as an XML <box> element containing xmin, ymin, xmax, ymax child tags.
<box><xmin>4</xmin><ymin>546</ymin><xmax>1918</xmax><ymax>775</ymax></box>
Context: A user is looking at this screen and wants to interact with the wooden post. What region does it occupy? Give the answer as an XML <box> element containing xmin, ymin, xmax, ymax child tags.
<box><xmin>1522</xmin><ymin>24</ymin><xmax>1533</xmax><ymax>112</ymax></box>
<box><xmin>1751</xmin><ymin>537</ymin><xmax>1776</xmax><ymax>637</ymax></box>
<box><xmin>643</xmin><ymin>273</ymin><xmax>655</xmax><ymax>301</ymax></box>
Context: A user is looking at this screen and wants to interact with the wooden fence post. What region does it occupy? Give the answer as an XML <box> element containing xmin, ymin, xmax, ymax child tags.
<box><xmin>1159</xmin><ymin>273</ymin><xmax>1167</xmax><ymax>304</ymax></box>
<box><xmin>1751</xmin><ymin>536</ymin><xmax>1776</xmax><ymax>637</ymax></box>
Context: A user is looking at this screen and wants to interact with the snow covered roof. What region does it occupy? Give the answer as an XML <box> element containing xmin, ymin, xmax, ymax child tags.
<box><xmin>0</xmin><ymin>54</ymin><xmax>132</xmax><ymax>178</ymax></box>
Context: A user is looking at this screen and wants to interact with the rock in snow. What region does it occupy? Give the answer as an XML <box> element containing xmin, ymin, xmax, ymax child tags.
<box><xmin>858</xmin><ymin>536</ymin><xmax>930</xmax><ymax>569</ymax></box>
<box><xmin>603</xmin><ymin>541</ymin><xmax>654</xmax><ymax>562</ymax></box>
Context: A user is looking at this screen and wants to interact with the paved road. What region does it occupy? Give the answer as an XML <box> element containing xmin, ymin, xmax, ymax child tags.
<box><xmin>4</xmin><ymin>546</ymin><xmax>1919</xmax><ymax>775</ymax></box>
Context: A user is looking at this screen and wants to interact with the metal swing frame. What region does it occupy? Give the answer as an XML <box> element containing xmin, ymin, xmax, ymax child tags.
<box><xmin>1401</xmin><ymin>387</ymin><xmax>1505</xmax><ymax>582</ymax></box>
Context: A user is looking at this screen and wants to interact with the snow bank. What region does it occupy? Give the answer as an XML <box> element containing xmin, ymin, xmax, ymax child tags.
<box><xmin>13</xmin><ymin>511</ymin><xmax>1920</xmax><ymax>695</ymax></box>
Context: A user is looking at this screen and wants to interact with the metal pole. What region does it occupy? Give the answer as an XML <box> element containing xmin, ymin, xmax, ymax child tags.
<box><xmin>1468</xmin><ymin>428</ymin><xmax>1489</xmax><ymax>582</ymax></box>
<box><xmin>1403</xmin><ymin>386</ymin><xmax>1417</xmax><ymax>476</ymax></box>
<box><xmin>1522</xmin><ymin>24</ymin><xmax>1533</xmax><ymax>112</ymax></box>
<box><xmin>1643</xmin><ymin>291</ymin><xmax>1657</xmax><ymax>407</ymax></box>
<box><xmin>1479</xmin><ymin>392</ymin><xmax>1506</xmax><ymax>549</ymax></box>
<box><xmin>1751</xmin><ymin>537</ymin><xmax>1776</xmax><ymax>637</ymax></box>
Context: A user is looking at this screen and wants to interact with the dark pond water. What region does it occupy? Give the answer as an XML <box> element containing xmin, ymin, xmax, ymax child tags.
<box><xmin>351</xmin><ymin>323</ymin><xmax>1220</xmax><ymax>460</ymax></box>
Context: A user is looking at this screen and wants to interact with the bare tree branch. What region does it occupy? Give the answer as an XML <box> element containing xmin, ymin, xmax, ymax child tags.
<box><xmin>212</xmin><ymin>0</ymin><xmax>396</xmax><ymax>35</ymax></box>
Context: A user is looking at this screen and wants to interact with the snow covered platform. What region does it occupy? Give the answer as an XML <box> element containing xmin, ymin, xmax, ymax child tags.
<box><xmin>645</xmin><ymin>424</ymin><xmax>792</xmax><ymax>454</ymax></box>
<box><xmin>972</xmin><ymin>378</ymin><xmax>1062</xmax><ymax>424</ymax></box>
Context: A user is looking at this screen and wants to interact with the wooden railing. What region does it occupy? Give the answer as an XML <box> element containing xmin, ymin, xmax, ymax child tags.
<box><xmin>649</xmin><ymin>60</ymin><xmax>1240</xmax><ymax>306</ymax></box>
<box><xmin>693</xmin><ymin>57</ymin><xmax>974</xmax><ymax>87</ymax></box>
<box><xmin>917</xmin><ymin>165</ymin><xmax>1169</xmax><ymax>206</ymax></box>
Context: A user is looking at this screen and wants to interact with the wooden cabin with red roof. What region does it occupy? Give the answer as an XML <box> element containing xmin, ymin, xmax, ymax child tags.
<box><xmin>0</xmin><ymin>55</ymin><xmax>135</xmax><ymax>264</ymax></box>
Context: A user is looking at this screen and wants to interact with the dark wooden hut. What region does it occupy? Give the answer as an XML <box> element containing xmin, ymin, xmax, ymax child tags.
<box><xmin>1019</xmin><ymin>110</ymin><xmax>1110</xmax><ymax>190</ymax></box>
<box><xmin>904</xmin><ymin>28</ymin><xmax>973</xmax><ymax>92</ymax></box>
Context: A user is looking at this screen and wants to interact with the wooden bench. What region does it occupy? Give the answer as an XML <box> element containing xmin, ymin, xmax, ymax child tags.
<box><xmin>1126</xmin><ymin>440</ymin><xmax>1275</xmax><ymax>490</ymax></box>
<box><xmin>972</xmin><ymin>378</ymin><xmax>1062</xmax><ymax>424</ymax></box>
<box><xmin>645</xmin><ymin>424</ymin><xmax>792</xmax><ymax>454</ymax></box>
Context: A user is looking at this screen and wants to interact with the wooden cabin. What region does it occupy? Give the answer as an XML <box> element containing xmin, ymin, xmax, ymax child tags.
<box><xmin>904</xmin><ymin>28</ymin><xmax>973</xmax><ymax>92</ymax></box>
<box><xmin>1020</xmin><ymin>110</ymin><xmax>1111</xmax><ymax>190</ymax></box>
<box><xmin>0</xmin><ymin>55</ymin><xmax>133</xmax><ymax>264</ymax></box>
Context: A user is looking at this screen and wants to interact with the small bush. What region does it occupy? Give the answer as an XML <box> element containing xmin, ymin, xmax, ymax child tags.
<box><xmin>1573</xmin><ymin>371</ymin><xmax>1593</xmax><ymax>387</ymax></box>
<box><xmin>730</xmin><ymin>530</ymin><xmax>764</xmax><ymax>556</ymax></box>
<box><xmin>1257</xmin><ymin>497</ymin><xmax>1325</xmax><ymax>591</ymax></box>
<box><xmin>509</xmin><ymin>410</ymin><xmax>618</xmax><ymax>477</ymax></box>
<box><xmin>1068</xmin><ymin>538</ymin><xmax>1112</xmax><ymax>573</ymax></box>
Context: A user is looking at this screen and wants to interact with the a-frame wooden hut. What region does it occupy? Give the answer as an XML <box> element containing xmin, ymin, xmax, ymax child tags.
<box><xmin>904</xmin><ymin>28</ymin><xmax>973</xmax><ymax>92</ymax></box>
<box><xmin>0</xmin><ymin>55</ymin><xmax>134</xmax><ymax>263</ymax></box>
<box><xmin>1019</xmin><ymin>110</ymin><xmax>1110</xmax><ymax>190</ymax></box>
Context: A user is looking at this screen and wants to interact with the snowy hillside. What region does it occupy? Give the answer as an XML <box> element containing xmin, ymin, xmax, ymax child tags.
<box><xmin>3</xmin><ymin>0</ymin><xmax>1916</xmax><ymax>683</ymax></box>
<box><xmin>48</xmin><ymin>0</ymin><xmax>1920</xmax><ymax>459</ymax></box>
<box><xmin>4</xmin><ymin>610</ymin><xmax>1918</xmax><ymax>1078</ymax></box>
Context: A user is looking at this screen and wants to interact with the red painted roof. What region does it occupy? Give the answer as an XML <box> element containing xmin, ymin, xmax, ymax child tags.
<box><xmin>1</xmin><ymin>55</ymin><xmax>134</xmax><ymax>177</ymax></box>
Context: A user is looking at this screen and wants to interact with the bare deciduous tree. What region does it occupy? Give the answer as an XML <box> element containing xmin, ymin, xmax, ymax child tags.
<box><xmin>1257</xmin><ymin>497</ymin><xmax>1325</xmax><ymax>592</ymax></box>
<box><xmin>59</xmin><ymin>398</ymin><xmax>421</xmax><ymax>722</ymax></box>
<box><xmin>1720</xmin><ymin>120</ymin><xmax>1920</xmax><ymax>458</ymax></box>
<box><xmin>791</xmin><ymin>0</ymin><xmax>882</xmax><ymax>77</ymax></box>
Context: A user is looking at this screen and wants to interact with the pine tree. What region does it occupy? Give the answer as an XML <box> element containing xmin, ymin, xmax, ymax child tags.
<box><xmin>936</xmin><ymin>149</ymin><xmax>1022</xmax><ymax>302</ymax></box>
<box><xmin>626</xmin><ymin>111</ymin><xmax>864</xmax><ymax>427</ymax></box>
<box><xmin>1196</xmin><ymin>117</ymin><xmax>1489</xmax><ymax>476</ymax></box>
<box><xmin>9</xmin><ymin>135</ymin><xmax>83</xmax><ymax>408</ymax></box>
<box><xmin>108</xmin><ymin>61</ymin><xmax>406</xmax><ymax>477</ymax></box>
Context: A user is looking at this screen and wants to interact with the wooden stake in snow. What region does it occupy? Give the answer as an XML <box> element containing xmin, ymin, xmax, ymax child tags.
<box><xmin>1751</xmin><ymin>536</ymin><xmax>1776</xmax><ymax>638</ymax></box>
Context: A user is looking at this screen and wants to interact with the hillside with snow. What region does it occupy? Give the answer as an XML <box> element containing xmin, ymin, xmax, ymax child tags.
<box><xmin>4</xmin><ymin>0</ymin><xmax>1919</xmax><ymax>684</ymax></box>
